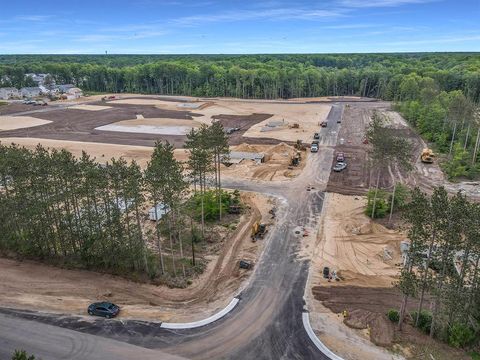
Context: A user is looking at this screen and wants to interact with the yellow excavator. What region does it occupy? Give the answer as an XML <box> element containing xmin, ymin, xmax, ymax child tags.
<box><xmin>251</xmin><ymin>222</ymin><xmax>267</xmax><ymax>242</ymax></box>
<box><xmin>421</xmin><ymin>148</ymin><xmax>434</xmax><ymax>164</ymax></box>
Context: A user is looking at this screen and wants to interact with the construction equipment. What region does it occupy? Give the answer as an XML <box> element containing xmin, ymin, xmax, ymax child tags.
<box><xmin>251</xmin><ymin>222</ymin><xmax>267</xmax><ymax>241</ymax></box>
<box><xmin>290</xmin><ymin>151</ymin><xmax>301</xmax><ymax>166</ymax></box>
<box><xmin>421</xmin><ymin>148</ymin><xmax>435</xmax><ymax>164</ymax></box>
<box><xmin>294</xmin><ymin>139</ymin><xmax>306</xmax><ymax>151</ymax></box>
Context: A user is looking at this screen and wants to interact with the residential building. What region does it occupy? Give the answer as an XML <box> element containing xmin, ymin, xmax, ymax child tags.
<box><xmin>0</xmin><ymin>87</ymin><xmax>19</xmax><ymax>100</ymax></box>
<box><xmin>20</xmin><ymin>87</ymin><xmax>42</xmax><ymax>98</ymax></box>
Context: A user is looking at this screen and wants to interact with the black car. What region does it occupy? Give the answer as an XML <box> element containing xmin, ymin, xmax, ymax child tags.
<box><xmin>313</xmin><ymin>133</ymin><xmax>320</xmax><ymax>139</ymax></box>
<box><xmin>323</xmin><ymin>267</ymin><xmax>330</xmax><ymax>278</ymax></box>
<box><xmin>88</xmin><ymin>302</ymin><xmax>120</xmax><ymax>318</ymax></box>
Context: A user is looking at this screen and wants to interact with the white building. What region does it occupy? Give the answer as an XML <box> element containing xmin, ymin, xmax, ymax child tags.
<box><xmin>149</xmin><ymin>203</ymin><xmax>170</xmax><ymax>221</ymax></box>
<box><xmin>66</xmin><ymin>87</ymin><xmax>83</xmax><ymax>99</ymax></box>
<box><xmin>0</xmin><ymin>87</ymin><xmax>19</xmax><ymax>100</ymax></box>
<box><xmin>57</xmin><ymin>84</ymin><xmax>76</xmax><ymax>93</ymax></box>
<box><xmin>20</xmin><ymin>87</ymin><xmax>42</xmax><ymax>98</ymax></box>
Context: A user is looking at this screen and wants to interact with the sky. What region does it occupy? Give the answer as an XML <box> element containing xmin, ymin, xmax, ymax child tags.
<box><xmin>0</xmin><ymin>0</ymin><xmax>479</xmax><ymax>54</ymax></box>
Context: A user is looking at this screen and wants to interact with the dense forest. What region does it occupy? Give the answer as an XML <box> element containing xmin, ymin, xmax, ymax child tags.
<box><xmin>1</xmin><ymin>53</ymin><xmax>479</xmax><ymax>101</ymax></box>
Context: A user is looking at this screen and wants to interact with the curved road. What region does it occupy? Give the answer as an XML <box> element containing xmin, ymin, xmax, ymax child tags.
<box><xmin>0</xmin><ymin>104</ymin><xmax>343</xmax><ymax>360</ymax></box>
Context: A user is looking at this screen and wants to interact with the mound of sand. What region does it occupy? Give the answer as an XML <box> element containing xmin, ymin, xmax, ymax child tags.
<box><xmin>0</xmin><ymin>116</ymin><xmax>51</xmax><ymax>131</ymax></box>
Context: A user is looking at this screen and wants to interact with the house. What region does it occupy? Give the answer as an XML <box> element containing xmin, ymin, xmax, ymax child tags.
<box><xmin>149</xmin><ymin>203</ymin><xmax>170</xmax><ymax>221</ymax></box>
<box><xmin>65</xmin><ymin>87</ymin><xmax>83</xmax><ymax>99</ymax></box>
<box><xmin>25</xmin><ymin>73</ymin><xmax>50</xmax><ymax>86</ymax></box>
<box><xmin>0</xmin><ymin>87</ymin><xmax>19</xmax><ymax>100</ymax></box>
<box><xmin>57</xmin><ymin>84</ymin><xmax>76</xmax><ymax>93</ymax></box>
<box><xmin>20</xmin><ymin>87</ymin><xmax>42</xmax><ymax>98</ymax></box>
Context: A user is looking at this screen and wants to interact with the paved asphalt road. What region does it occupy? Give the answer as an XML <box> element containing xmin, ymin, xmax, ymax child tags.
<box><xmin>0</xmin><ymin>103</ymin><xmax>343</xmax><ymax>360</ymax></box>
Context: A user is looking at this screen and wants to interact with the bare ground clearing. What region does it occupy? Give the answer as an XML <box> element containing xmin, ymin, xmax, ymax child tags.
<box><xmin>0</xmin><ymin>115</ymin><xmax>52</xmax><ymax>131</ymax></box>
<box><xmin>0</xmin><ymin>193</ymin><xmax>274</xmax><ymax>323</ymax></box>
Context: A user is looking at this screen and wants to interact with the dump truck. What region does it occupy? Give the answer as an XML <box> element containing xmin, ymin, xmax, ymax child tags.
<box><xmin>251</xmin><ymin>222</ymin><xmax>267</xmax><ymax>241</ymax></box>
<box><xmin>421</xmin><ymin>148</ymin><xmax>434</xmax><ymax>164</ymax></box>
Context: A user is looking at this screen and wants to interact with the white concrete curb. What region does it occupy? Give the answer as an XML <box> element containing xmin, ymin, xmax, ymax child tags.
<box><xmin>302</xmin><ymin>312</ymin><xmax>344</xmax><ymax>360</ymax></box>
<box><xmin>160</xmin><ymin>298</ymin><xmax>239</xmax><ymax>329</ymax></box>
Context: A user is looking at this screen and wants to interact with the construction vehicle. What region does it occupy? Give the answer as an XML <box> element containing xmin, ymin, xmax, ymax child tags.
<box><xmin>421</xmin><ymin>148</ymin><xmax>434</xmax><ymax>164</ymax></box>
<box><xmin>294</xmin><ymin>139</ymin><xmax>306</xmax><ymax>151</ymax></box>
<box><xmin>251</xmin><ymin>222</ymin><xmax>267</xmax><ymax>241</ymax></box>
<box><xmin>290</xmin><ymin>151</ymin><xmax>301</xmax><ymax>166</ymax></box>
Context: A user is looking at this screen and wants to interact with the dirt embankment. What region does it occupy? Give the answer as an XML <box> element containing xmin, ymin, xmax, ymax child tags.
<box><xmin>0</xmin><ymin>193</ymin><xmax>275</xmax><ymax>323</ymax></box>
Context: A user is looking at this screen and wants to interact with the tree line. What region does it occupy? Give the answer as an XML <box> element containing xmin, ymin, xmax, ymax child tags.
<box><xmin>0</xmin><ymin>54</ymin><xmax>479</xmax><ymax>102</ymax></box>
<box><xmin>0</xmin><ymin>123</ymin><xmax>230</xmax><ymax>285</ymax></box>
<box><xmin>397</xmin><ymin>187</ymin><xmax>480</xmax><ymax>349</ymax></box>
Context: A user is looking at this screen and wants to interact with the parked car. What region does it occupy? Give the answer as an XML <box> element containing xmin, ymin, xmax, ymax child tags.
<box><xmin>88</xmin><ymin>302</ymin><xmax>120</xmax><ymax>318</ymax></box>
<box><xmin>313</xmin><ymin>132</ymin><xmax>320</xmax><ymax>139</ymax></box>
<box><xmin>310</xmin><ymin>143</ymin><xmax>319</xmax><ymax>153</ymax></box>
<box><xmin>321</xmin><ymin>121</ymin><xmax>328</xmax><ymax>127</ymax></box>
<box><xmin>323</xmin><ymin>266</ymin><xmax>330</xmax><ymax>278</ymax></box>
<box><xmin>239</xmin><ymin>260</ymin><xmax>253</xmax><ymax>270</ymax></box>
<box><xmin>333</xmin><ymin>162</ymin><xmax>347</xmax><ymax>172</ymax></box>
<box><xmin>336</xmin><ymin>152</ymin><xmax>345</xmax><ymax>162</ymax></box>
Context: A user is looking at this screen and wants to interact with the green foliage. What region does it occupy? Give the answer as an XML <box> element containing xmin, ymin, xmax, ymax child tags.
<box><xmin>387</xmin><ymin>309</ymin><xmax>400</xmax><ymax>323</ymax></box>
<box><xmin>390</xmin><ymin>183</ymin><xmax>409</xmax><ymax>211</ymax></box>
<box><xmin>448</xmin><ymin>323</ymin><xmax>476</xmax><ymax>348</ymax></box>
<box><xmin>365</xmin><ymin>189</ymin><xmax>389</xmax><ymax>218</ymax></box>
<box><xmin>0</xmin><ymin>101</ymin><xmax>7</xmax><ymax>106</ymax></box>
<box><xmin>442</xmin><ymin>143</ymin><xmax>478</xmax><ymax>180</ymax></box>
<box><xmin>469</xmin><ymin>351</ymin><xmax>480</xmax><ymax>360</ymax></box>
<box><xmin>411</xmin><ymin>310</ymin><xmax>433</xmax><ymax>334</ymax></box>
<box><xmin>11</xmin><ymin>350</ymin><xmax>35</xmax><ymax>360</ymax></box>
<box><xmin>189</xmin><ymin>190</ymin><xmax>233</xmax><ymax>222</ymax></box>
<box><xmin>0</xmin><ymin>54</ymin><xmax>478</xmax><ymax>102</ymax></box>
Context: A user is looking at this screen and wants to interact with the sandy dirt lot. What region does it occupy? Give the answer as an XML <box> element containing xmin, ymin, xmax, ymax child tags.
<box><xmin>69</xmin><ymin>104</ymin><xmax>113</xmax><ymax>111</ymax></box>
<box><xmin>108</xmin><ymin>98</ymin><xmax>205</xmax><ymax>111</ymax></box>
<box><xmin>242</xmin><ymin>103</ymin><xmax>331</xmax><ymax>143</ymax></box>
<box><xmin>0</xmin><ymin>137</ymin><xmax>190</xmax><ymax>168</ymax></box>
<box><xmin>223</xmin><ymin>143</ymin><xmax>307</xmax><ymax>181</ymax></box>
<box><xmin>303</xmin><ymin>193</ymin><xmax>407</xmax><ymax>359</ymax></box>
<box><xmin>311</xmin><ymin>193</ymin><xmax>404</xmax><ymax>287</ymax></box>
<box><xmin>0</xmin><ymin>116</ymin><xmax>52</xmax><ymax>131</ymax></box>
<box><xmin>0</xmin><ymin>193</ymin><xmax>274</xmax><ymax>322</ymax></box>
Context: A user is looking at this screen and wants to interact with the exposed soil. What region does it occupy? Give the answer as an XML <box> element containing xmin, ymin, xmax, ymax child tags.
<box><xmin>0</xmin><ymin>103</ymin><xmax>35</xmax><ymax>115</ymax></box>
<box><xmin>0</xmin><ymin>115</ymin><xmax>52</xmax><ymax>131</ymax></box>
<box><xmin>223</xmin><ymin>142</ymin><xmax>307</xmax><ymax>181</ymax></box>
<box><xmin>0</xmin><ymin>193</ymin><xmax>274</xmax><ymax>323</ymax></box>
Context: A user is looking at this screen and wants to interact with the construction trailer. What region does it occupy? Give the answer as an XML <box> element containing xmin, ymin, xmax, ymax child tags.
<box><xmin>149</xmin><ymin>203</ymin><xmax>170</xmax><ymax>221</ymax></box>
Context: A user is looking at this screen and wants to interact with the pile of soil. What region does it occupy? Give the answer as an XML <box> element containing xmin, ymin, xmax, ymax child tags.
<box><xmin>344</xmin><ymin>309</ymin><xmax>394</xmax><ymax>346</ymax></box>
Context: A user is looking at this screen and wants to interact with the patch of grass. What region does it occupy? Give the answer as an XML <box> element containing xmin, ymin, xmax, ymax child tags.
<box><xmin>0</xmin><ymin>101</ymin><xmax>8</xmax><ymax>106</ymax></box>
<box><xmin>469</xmin><ymin>351</ymin><xmax>480</xmax><ymax>360</ymax></box>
